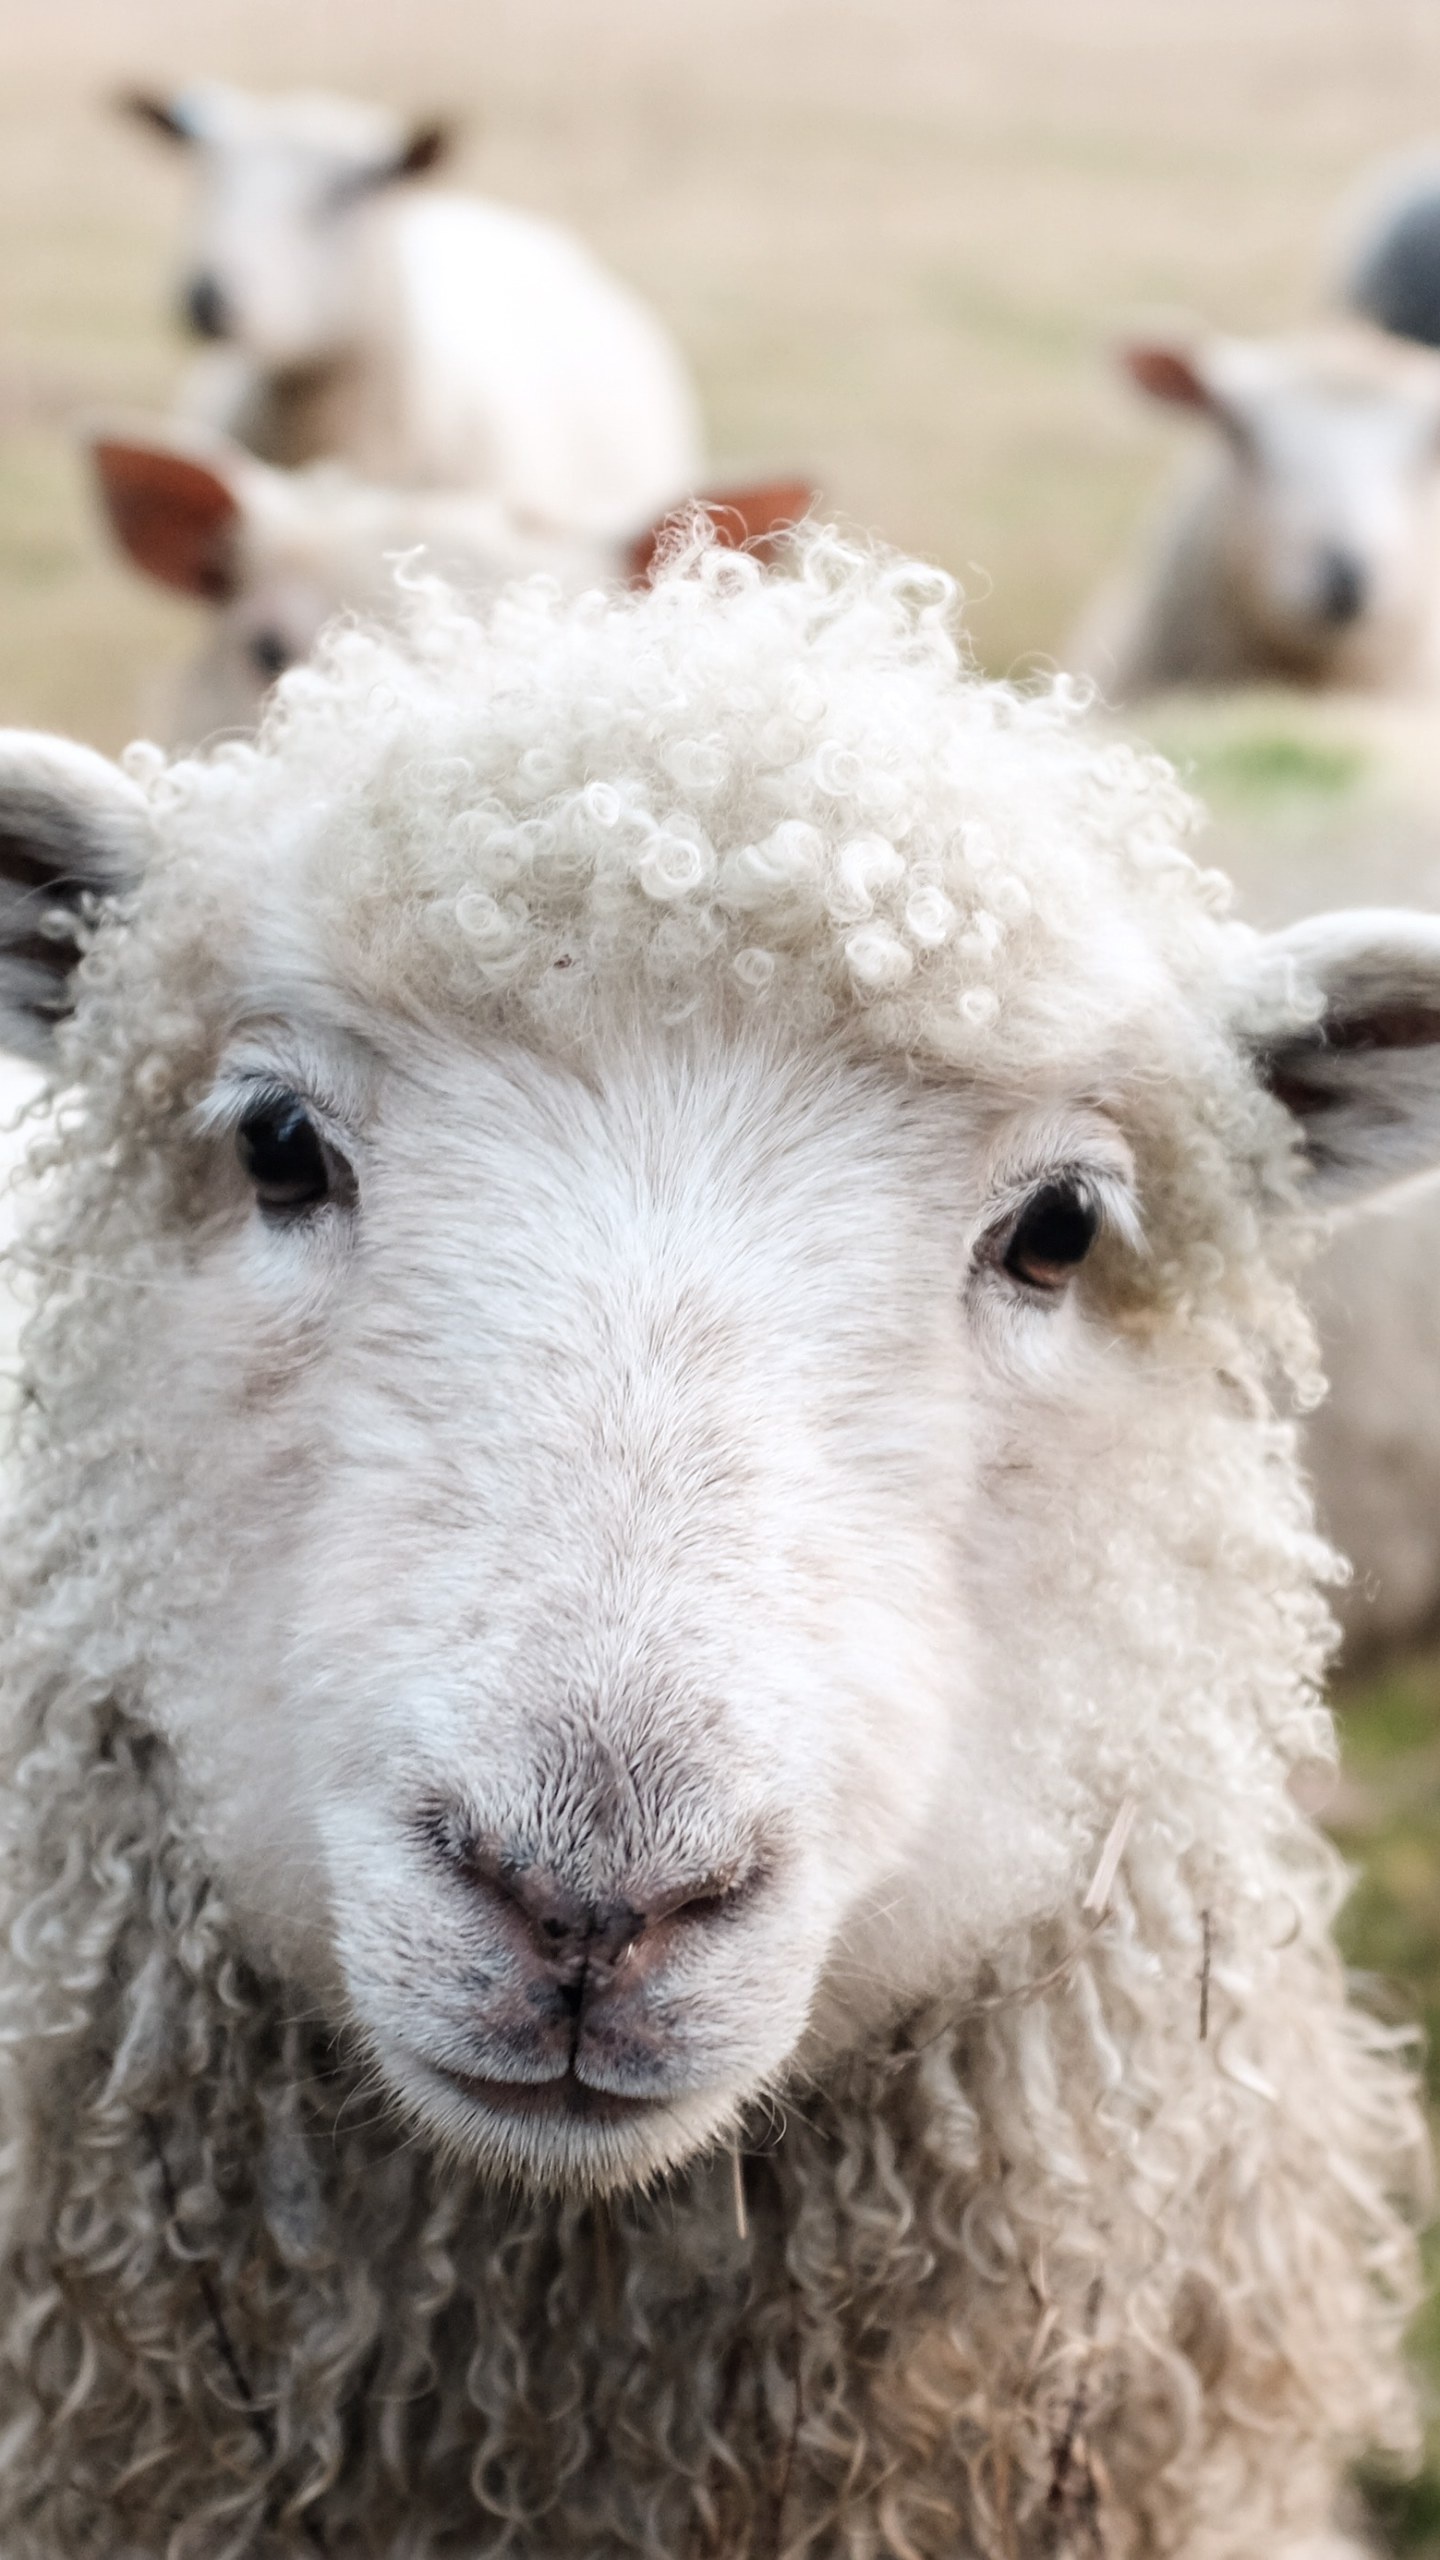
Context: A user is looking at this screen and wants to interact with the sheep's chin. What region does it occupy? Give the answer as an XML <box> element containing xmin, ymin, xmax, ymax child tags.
<box><xmin>381</xmin><ymin>2048</ymin><xmax>744</xmax><ymax>2196</ymax></box>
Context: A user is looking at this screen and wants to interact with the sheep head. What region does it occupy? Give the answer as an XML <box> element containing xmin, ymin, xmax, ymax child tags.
<box><xmin>4</xmin><ymin>541</ymin><xmax>1440</xmax><ymax>2199</ymax></box>
<box><xmin>119</xmin><ymin>83</ymin><xmax>453</xmax><ymax>368</ymax></box>
<box><xmin>1119</xmin><ymin>322</ymin><xmax>1440</xmax><ymax>681</ymax></box>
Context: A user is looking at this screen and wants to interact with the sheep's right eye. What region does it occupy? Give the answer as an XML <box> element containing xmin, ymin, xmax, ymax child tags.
<box><xmin>237</xmin><ymin>1094</ymin><xmax>338</xmax><ymax>1217</ymax></box>
<box><xmin>1001</xmin><ymin>1180</ymin><xmax>1100</xmax><ymax>1293</ymax></box>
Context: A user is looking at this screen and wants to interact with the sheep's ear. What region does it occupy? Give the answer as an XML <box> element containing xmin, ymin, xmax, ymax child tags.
<box><xmin>116</xmin><ymin>89</ymin><xmax>197</xmax><ymax>146</ymax></box>
<box><xmin>88</xmin><ymin>434</ymin><xmax>242</xmax><ymax>602</ymax></box>
<box><xmin>625</xmin><ymin>480</ymin><xmax>818</xmax><ymax>585</ymax></box>
<box><xmin>0</xmin><ymin>734</ymin><xmax>152</xmax><ymax>1063</ymax></box>
<box><xmin>389</xmin><ymin>119</ymin><xmax>455</xmax><ymax>182</ymax></box>
<box><xmin>1118</xmin><ymin>341</ymin><xmax>1218</xmax><ymax>414</ymax></box>
<box><xmin>1255</xmin><ymin>910</ymin><xmax>1440</xmax><ymax>1208</ymax></box>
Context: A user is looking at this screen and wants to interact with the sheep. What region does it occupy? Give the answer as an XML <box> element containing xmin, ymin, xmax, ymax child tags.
<box><xmin>1075</xmin><ymin>322</ymin><xmax>1440</xmax><ymax>698</ymax></box>
<box><xmin>85</xmin><ymin>418</ymin><xmax>815</xmax><ymax>741</ymax></box>
<box><xmin>1340</xmin><ymin>148</ymin><xmax>1440</xmax><ymax>352</ymax></box>
<box><xmin>0</xmin><ymin>527</ymin><xmax>1432</xmax><ymax>2559</ymax></box>
<box><xmin>120</xmin><ymin>83</ymin><xmax>704</xmax><ymax>537</ymax></box>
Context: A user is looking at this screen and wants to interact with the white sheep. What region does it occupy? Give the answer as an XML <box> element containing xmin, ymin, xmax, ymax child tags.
<box><xmin>122</xmin><ymin>83</ymin><xmax>704</xmax><ymax>537</ymax></box>
<box><xmin>1076</xmin><ymin>323</ymin><xmax>1440</xmax><ymax>697</ymax></box>
<box><xmin>0</xmin><ymin>530</ymin><xmax>1432</xmax><ymax>2558</ymax></box>
<box><xmin>85</xmin><ymin>418</ymin><xmax>814</xmax><ymax>741</ymax></box>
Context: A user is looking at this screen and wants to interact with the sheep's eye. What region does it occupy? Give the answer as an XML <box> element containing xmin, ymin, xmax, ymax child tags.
<box><xmin>1002</xmin><ymin>1181</ymin><xmax>1099</xmax><ymax>1293</ymax></box>
<box><xmin>237</xmin><ymin>1094</ymin><xmax>336</xmax><ymax>1217</ymax></box>
<box><xmin>248</xmin><ymin>629</ymin><xmax>292</xmax><ymax>679</ymax></box>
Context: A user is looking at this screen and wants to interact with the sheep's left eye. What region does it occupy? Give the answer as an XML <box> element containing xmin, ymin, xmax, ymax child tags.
<box><xmin>1002</xmin><ymin>1181</ymin><xmax>1099</xmax><ymax>1293</ymax></box>
<box><xmin>237</xmin><ymin>1094</ymin><xmax>337</xmax><ymax>1217</ymax></box>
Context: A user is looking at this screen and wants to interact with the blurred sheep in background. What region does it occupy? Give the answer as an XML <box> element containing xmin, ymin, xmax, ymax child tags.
<box><xmin>85</xmin><ymin>421</ymin><xmax>813</xmax><ymax>739</ymax></box>
<box><xmin>1343</xmin><ymin>149</ymin><xmax>1440</xmax><ymax>351</ymax></box>
<box><xmin>119</xmin><ymin>83</ymin><xmax>704</xmax><ymax>536</ymax></box>
<box><xmin>1074</xmin><ymin>325</ymin><xmax>1440</xmax><ymax>699</ymax></box>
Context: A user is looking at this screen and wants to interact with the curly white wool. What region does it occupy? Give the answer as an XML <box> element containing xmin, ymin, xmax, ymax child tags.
<box><xmin>0</xmin><ymin>529</ymin><xmax>1422</xmax><ymax>2560</ymax></box>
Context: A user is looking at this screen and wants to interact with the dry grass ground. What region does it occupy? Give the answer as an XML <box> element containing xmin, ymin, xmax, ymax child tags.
<box><xmin>9</xmin><ymin>0</ymin><xmax>1440</xmax><ymax>2542</ymax></box>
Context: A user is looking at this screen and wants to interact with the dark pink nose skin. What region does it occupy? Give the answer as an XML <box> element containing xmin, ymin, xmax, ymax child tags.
<box><xmin>413</xmin><ymin>1806</ymin><xmax>773</xmax><ymax>2102</ymax></box>
<box><xmin>466</xmin><ymin>1849</ymin><xmax>750</xmax><ymax>2016</ymax></box>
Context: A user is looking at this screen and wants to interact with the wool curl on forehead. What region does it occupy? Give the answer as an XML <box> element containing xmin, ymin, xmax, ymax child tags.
<box><xmin>117</xmin><ymin>525</ymin><xmax>1306</xmax><ymax>1349</ymax></box>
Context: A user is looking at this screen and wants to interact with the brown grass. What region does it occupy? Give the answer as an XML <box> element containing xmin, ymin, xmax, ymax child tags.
<box><xmin>6</xmin><ymin>0</ymin><xmax>1440</xmax><ymax>746</ymax></box>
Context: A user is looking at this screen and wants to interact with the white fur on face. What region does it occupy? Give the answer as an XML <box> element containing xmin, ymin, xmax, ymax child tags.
<box><xmin>140</xmin><ymin>1014</ymin><xmax>1129</xmax><ymax>2191</ymax></box>
<box><xmin>179</xmin><ymin>88</ymin><xmax>405</xmax><ymax>368</ymax></box>
<box><xmin>1209</xmin><ymin>339</ymin><xmax>1440</xmax><ymax>674</ymax></box>
<box><xmin>5</xmin><ymin>538</ymin><xmax>1379</xmax><ymax>2211</ymax></box>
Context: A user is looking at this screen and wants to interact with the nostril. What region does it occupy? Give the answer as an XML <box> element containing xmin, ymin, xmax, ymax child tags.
<box><xmin>645</xmin><ymin>1861</ymin><xmax>769</xmax><ymax>1935</ymax></box>
<box><xmin>417</xmin><ymin>1807</ymin><xmax>771</xmax><ymax>1975</ymax></box>
<box><xmin>496</xmin><ymin>1864</ymin><xmax>596</xmax><ymax>1966</ymax></box>
<box><xmin>183</xmin><ymin>274</ymin><xmax>230</xmax><ymax>341</ymax></box>
<box><xmin>1317</xmin><ymin>547</ymin><xmax>1368</xmax><ymax>627</ymax></box>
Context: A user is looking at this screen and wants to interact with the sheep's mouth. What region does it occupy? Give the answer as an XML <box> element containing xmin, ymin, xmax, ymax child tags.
<box><xmin>433</xmin><ymin>2064</ymin><xmax>667</xmax><ymax>2127</ymax></box>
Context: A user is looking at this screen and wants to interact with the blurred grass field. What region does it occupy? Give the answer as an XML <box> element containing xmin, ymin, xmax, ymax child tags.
<box><xmin>8</xmin><ymin>0</ymin><xmax>1440</xmax><ymax>2539</ymax></box>
<box><xmin>9</xmin><ymin>0</ymin><xmax>1440</xmax><ymax>741</ymax></box>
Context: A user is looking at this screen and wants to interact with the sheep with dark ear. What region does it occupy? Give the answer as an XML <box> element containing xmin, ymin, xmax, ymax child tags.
<box><xmin>0</xmin><ymin>534</ymin><xmax>1433</xmax><ymax>2557</ymax></box>
<box><xmin>118</xmin><ymin>81</ymin><xmax>704</xmax><ymax>540</ymax></box>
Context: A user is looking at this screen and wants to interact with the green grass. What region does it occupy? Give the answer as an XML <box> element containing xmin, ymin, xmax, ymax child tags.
<box><xmin>1149</xmin><ymin>721</ymin><xmax>1372</xmax><ymax>810</ymax></box>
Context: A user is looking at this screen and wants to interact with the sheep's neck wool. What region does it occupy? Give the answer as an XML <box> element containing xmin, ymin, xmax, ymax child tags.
<box><xmin>0</xmin><ymin>1740</ymin><xmax>1417</xmax><ymax>2559</ymax></box>
<box><xmin>0</xmin><ymin>532</ymin><xmax>1422</xmax><ymax>2558</ymax></box>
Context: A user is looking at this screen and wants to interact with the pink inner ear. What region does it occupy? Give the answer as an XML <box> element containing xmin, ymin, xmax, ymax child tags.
<box><xmin>1120</xmin><ymin>343</ymin><xmax>1215</xmax><ymax>412</ymax></box>
<box><xmin>626</xmin><ymin>480</ymin><xmax>818</xmax><ymax>587</ymax></box>
<box><xmin>90</xmin><ymin>443</ymin><xmax>241</xmax><ymax>603</ymax></box>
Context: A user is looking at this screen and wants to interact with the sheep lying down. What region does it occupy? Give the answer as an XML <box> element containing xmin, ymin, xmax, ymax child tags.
<box><xmin>85</xmin><ymin>417</ymin><xmax>815</xmax><ymax>742</ymax></box>
<box><xmin>122</xmin><ymin>82</ymin><xmax>704</xmax><ymax>538</ymax></box>
<box><xmin>0</xmin><ymin>534</ymin><xmax>1435</xmax><ymax>2556</ymax></box>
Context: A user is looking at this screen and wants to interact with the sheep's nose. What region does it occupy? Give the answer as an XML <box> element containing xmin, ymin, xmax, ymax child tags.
<box><xmin>183</xmin><ymin>274</ymin><xmax>231</xmax><ymax>341</ymax></box>
<box><xmin>1316</xmin><ymin>547</ymin><xmax>1368</xmax><ymax>627</ymax></box>
<box><xmin>507</xmin><ymin>1867</ymin><xmax>644</xmax><ymax>1973</ymax></box>
<box><xmin>463</xmin><ymin>1848</ymin><xmax>754</xmax><ymax>1988</ymax></box>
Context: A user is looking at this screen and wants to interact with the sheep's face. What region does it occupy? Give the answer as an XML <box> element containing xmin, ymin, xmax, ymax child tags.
<box><xmin>146</xmin><ymin>1012</ymin><xmax>1137</xmax><ymax>2193</ymax></box>
<box><xmin>178</xmin><ymin>565</ymin><xmax>338</xmax><ymax>741</ymax></box>
<box><xmin>136</xmin><ymin>85</ymin><xmax>446</xmax><ymax>370</ymax></box>
<box><xmin>12</xmin><ymin>560</ymin><xmax>1440</xmax><ymax>2203</ymax></box>
<box><xmin>1124</xmin><ymin>329</ymin><xmax>1440</xmax><ymax>681</ymax></box>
